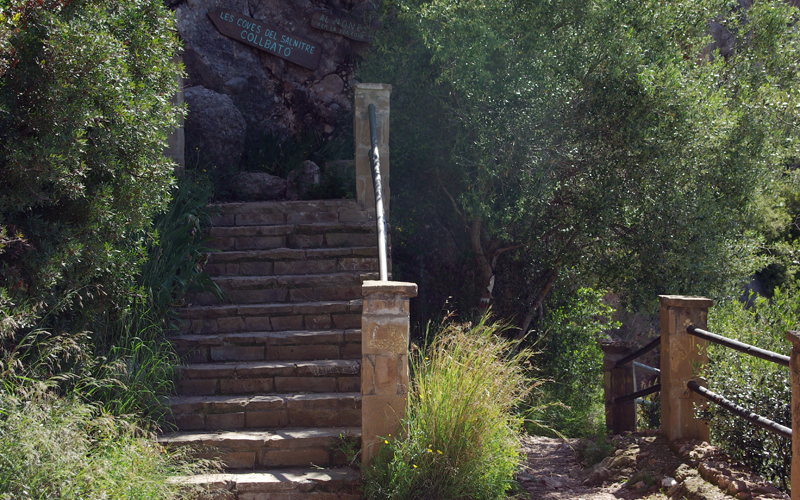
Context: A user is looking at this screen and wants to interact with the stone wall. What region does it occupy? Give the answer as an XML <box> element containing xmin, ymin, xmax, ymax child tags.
<box><xmin>169</xmin><ymin>0</ymin><xmax>377</xmax><ymax>168</ymax></box>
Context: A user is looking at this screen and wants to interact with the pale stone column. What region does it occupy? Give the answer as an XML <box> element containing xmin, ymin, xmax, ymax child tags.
<box><xmin>354</xmin><ymin>83</ymin><xmax>391</xmax><ymax>216</ymax></box>
<box><xmin>601</xmin><ymin>341</ymin><xmax>636</xmax><ymax>434</ymax></box>
<box><xmin>361</xmin><ymin>280</ymin><xmax>417</xmax><ymax>466</ymax></box>
<box><xmin>659</xmin><ymin>295</ymin><xmax>713</xmax><ymax>442</ymax></box>
<box><xmin>786</xmin><ymin>330</ymin><xmax>800</xmax><ymax>500</ymax></box>
<box><xmin>165</xmin><ymin>57</ymin><xmax>185</xmax><ymax>173</ymax></box>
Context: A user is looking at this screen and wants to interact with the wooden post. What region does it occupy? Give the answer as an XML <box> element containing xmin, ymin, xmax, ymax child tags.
<box><xmin>659</xmin><ymin>295</ymin><xmax>713</xmax><ymax>442</ymax></box>
<box><xmin>786</xmin><ymin>330</ymin><xmax>800</xmax><ymax>500</ymax></box>
<box><xmin>601</xmin><ymin>341</ymin><xmax>636</xmax><ymax>434</ymax></box>
<box><xmin>361</xmin><ymin>280</ymin><xmax>417</xmax><ymax>466</ymax></box>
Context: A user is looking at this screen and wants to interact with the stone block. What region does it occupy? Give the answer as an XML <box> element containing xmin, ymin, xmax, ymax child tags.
<box><xmin>288</xmin><ymin>409</ymin><xmax>339</xmax><ymax>427</ymax></box>
<box><xmin>217</xmin><ymin>317</ymin><xmax>245</xmax><ymax>333</ymax></box>
<box><xmin>361</xmin><ymin>317</ymin><xmax>409</xmax><ymax>355</ymax></box>
<box><xmin>274</xmin><ymin>259</ymin><xmax>336</xmax><ymax>275</ymax></box>
<box><xmin>220</xmin><ymin>378</ymin><xmax>274</xmax><ymax>394</ymax></box>
<box><xmin>260</xmin><ymin>449</ymin><xmax>330</xmax><ymax>468</ymax></box>
<box><xmin>305</xmin><ymin>314</ymin><xmax>332</xmax><ymax>330</ymax></box>
<box><xmin>246</xmin><ymin>410</ymin><xmax>289</xmax><ymax>428</ymax></box>
<box><xmin>236</xmin><ymin>213</ymin><xmax>286</xmax><ymax>226</ymax></box>
<box><xmin>270</xmin><ymin>315</ymin><xmax>305</xmax><ymax>331</ymax></box>
<box><xmin>211</xmin><ymin>346</ymin><xmax>264</xmax><ymax>362</ymax></box>
<box><xmin>326</xmin><ymin>233</ymin><xmax>376</xmax><ymax>247</ymax></box>
<box><xmin>253</xmin><ymin>236</ymin><xmax>286</xmax><ymax>249</ymax></box>
<box><xmin>338</xmin><ymin>257</ymin><xmax>379</xmax><ymax>272</ymax></box>
<box><xmin>239</xmin><ymin>262</ymin><xmax>274</xmax><ymax>276</ymax></box>
<box><xmin>275</xmin><ymin>377</ymin><xmax>336</xmax><ymax>393</ymax></box>
<box><xmin>338</xmin><ymin>377</ymin><xmax>360</xmax><ymax>393</ymax></box>
<box><xmin>361</xmin><ymin>394</ymin><xmax>406</xmax><ymax>465</ymax></box>
<box><xmin>217</xmin><ymin>451</ymin><xmax>256</xmax><ymax>469</ymax></box>
<box><xmin>174</xmin><ymin>413</ymin><xmax>205</xmax><ymax>431</ymax></box>
<box><xmin>246</xmin><ymin>395</ymin><xmax>287</xmax><ymax>411</ymax></box>
<box><xmin>342</xmin><ymin>343</ymin><xmax>361</xmax><ymax>360</ymax></box>
<box><xmin>288</xmin><ymin>234</ymin><xmax>324</xmax><ymax>248</ymax></box>
<box><xmin>244</xmin><ymin>316</ymin><xmax>272</xmax><ymax>332</ymax></box>
<box><xmin>177</xmin><ymin>379</ymin><xmax>219</xmax><ymax>395</ymax></box>
<box><xmin>267</xmin><ymin>345</ymin><xmax>340</xmax><ymax>361</ymax></box>
<box><xmin>205</xmin><ymin>412</ymin><xmax>245</xmax><ymax>430</ymax></box>
<box><xmin>333</xmin><ymin>313</ymin><xmax>361</xmax><ymax>329</ymax></box>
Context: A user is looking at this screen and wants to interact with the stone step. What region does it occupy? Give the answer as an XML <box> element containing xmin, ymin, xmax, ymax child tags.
<box><xmin>204</xmin><ymin>247</ymin><xmax>378</xmax><ymax>277</ymax></box>
<box><xmin>210</xmin><ymin>200</ymin><xmax>374</xmax><ymax>227</ymax></box>
<box><xmin>190</xmin><ymin>272</ymin><xmax>377</xmax><ymax>306</ymax></box>
<box><xmin>176</xmin><ymin>300</ymin><xmax>362</xmax><ymax>335</ymax></box>
<box><xmin>177</xmin><ymin>359</ymin><xmax>360</xmax><ymax>396</ymax></box>
<box><xmin>171</xmin><ymin>467</ymin><xmax>360</xmax><ymax>500</ymax></box>
<box><xmin>208</xmin><ymin>222</ymin><xmax>377</xmax><ymax>251</ymax></box>
<box><xmin>173</xmin><ymin>329</ymin><xmax>361</xmax><ymax>365</ymax></box>
<box><xmin>160</xmin><ymin>428</ymin><xmax>360</xmax><ymax>470</ymax></box>
<box><xmin>167</xmin><ymin>393</ymin><xmax>361</xmax><ymax>431</ymax></box>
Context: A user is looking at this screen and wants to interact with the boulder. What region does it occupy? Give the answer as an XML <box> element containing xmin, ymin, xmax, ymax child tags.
<box><xmin>184</xmin><ymin>85</ymin><xmax>246</xmax><ymax>170</ymax></box>
<box><xmin>286</xmin><ymin>160</ymin><xmax>321</xmax><ymax>200</ymax></box>
<box><xmin>231</xmin><ymin>172</ymin><xmax>287</xmax><ymax>200</ymax></box>
<box><xmin>173</xmin><ymin>0</ymin><xmax>376</xmax><ymax>139</ymax></box>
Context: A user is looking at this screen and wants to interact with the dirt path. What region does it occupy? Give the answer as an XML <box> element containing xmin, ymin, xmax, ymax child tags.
<box><xmin>513</xmin><ymin>433</ymin><xmax>787</xmax><ymax>500</ymax></box>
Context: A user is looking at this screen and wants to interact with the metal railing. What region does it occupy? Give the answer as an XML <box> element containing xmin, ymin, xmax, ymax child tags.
<box><xmin>685</xmin><ymin>325</ymin><xmax>791</xmax><ymax>438</ymax></box>
<box><xmin>611</xmin><ymin>336</ymin><xmax>662</xmax><ymax>405</ymax></box>
<box><xmin>368</xmin><ymin>103</ymin><xmax>389</xmax><ymax>281</ymax></box>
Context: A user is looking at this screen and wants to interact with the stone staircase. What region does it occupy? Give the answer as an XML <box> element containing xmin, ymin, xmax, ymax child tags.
<box><xmin>161</xmin><ymin>200</ymin><xmax>377</xmax><ymax>499</ymax></box>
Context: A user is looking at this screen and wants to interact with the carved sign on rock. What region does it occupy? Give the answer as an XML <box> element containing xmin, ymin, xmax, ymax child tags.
<box><xmin>208</xmin><ymin>9</ymin><xmax>321</xmax><ymax>70</ymax></box>
<box><xmin>310</xmin><ymin>11</ymin><xmax>374</xmax><ymax>43</ymax></box>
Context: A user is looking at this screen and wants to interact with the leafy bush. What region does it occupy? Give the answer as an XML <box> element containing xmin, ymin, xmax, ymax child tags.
<box><xmin>704</xmin><ymin>285</ymin><xmax>799</xmax><ymax>491</ymax></box>
<box><xmin>526</xmin><ymin>288</ymin><xmax>617</xmax><ymax>437</ymax></box>
<box><xmin>0</xmin><ymin>387</ymin><xmax>216</xmax><ymax>499</ymax></box>
<box><xmin>362</xmin><ymin>315</ymin><xmax>534</xmax><ymax>500</ymax></box>
<box><xmin>0</xmin><ymin>0</ymin><xmax>183</xmax><ymax>335</ymax></box>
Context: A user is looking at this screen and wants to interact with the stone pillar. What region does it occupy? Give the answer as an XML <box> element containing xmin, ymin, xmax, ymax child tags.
<box><xmin>601</xmin><ymin>341</ymin><xmax>636</xmax><ymax>434</ymax></box>
<box><xmin>659</xmin><ymin>295</ymin><xmax>713</xmax><ymax>442</ymax></box>
<box><xmin>165</xmin><ymin>58</ymin><xmax>185</xmax><ymax>173</ymax></box>
<box><xmin>354</xmin><ymin>83</ymin><xmax>391</xmax><ymax>216</ymax></box>
<box><xmin>361</xmin><ymin>280</ymin><xmax>417</xmax><ymax>466</ymax></box>
<box><xmin>786</xmin><ymin>330</ymin><xmax>800</xmax><ymax>500</ymax></box>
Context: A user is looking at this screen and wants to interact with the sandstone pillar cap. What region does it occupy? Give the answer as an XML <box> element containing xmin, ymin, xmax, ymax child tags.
<box><xmin>786</xmin><ymin>330</ymin><xmax>800</xmax><ymax>346</ymax></box>
<box><xmin>354</xmin><ymin>83</ymin><xmax>392</xmax><ymax>91</ymax></box>
<box><xmin>362</xmin><ymin>280</ymin><xmax>417</xmax><ymax>297</ymax></box>
<box><xmin>658</xmin><ymin>295</ymin><xmax>714</xmax><ymax>308</ymax></box>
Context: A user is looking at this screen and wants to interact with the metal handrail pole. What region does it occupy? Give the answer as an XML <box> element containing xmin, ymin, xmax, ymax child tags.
<box><xmin>368</xmin><ymin>103</ymin><xmax>389</xmax><ymax>281</ymax></box>
<box><xmin>687</xmin><ymin>380</ymin><xmax>792</xmax><ymax>439</ymax></box>
<box><xmin>633</xmin><ymin>361</ymin><xmax>661</xmax><ymax>375</ymax></box>
<box><xmin>687</xmin><ymin>326</ymin><xmax>790</xmax><ymax>367</ymax></box>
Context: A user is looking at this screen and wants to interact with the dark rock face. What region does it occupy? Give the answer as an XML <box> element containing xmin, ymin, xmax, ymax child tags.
<box><xmin>184</xmin><ymin>85</ymin><xmax>247</xmax><ymax>169</ymax></box>
<box><xmin>174</xmin><ymin>0</ymin><xmax>375</xmax><ymax>166</ymax></box>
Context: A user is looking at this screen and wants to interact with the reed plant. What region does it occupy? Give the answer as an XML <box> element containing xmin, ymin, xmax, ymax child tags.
<box><xmin>362</xmin><ymin>315</ymin><xmax>535</xmax><ymax>500</ymax></box>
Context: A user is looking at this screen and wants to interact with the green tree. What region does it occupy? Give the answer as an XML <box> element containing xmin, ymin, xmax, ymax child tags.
<box><xmin>360</xmin><ymin>0</ymin><xmax>800</xmax><ymax>324</ymax></box>
<box><xmin>0</xmin><ymin>0</ymin><xmax>183</xmax><ymax>336</ymax></box>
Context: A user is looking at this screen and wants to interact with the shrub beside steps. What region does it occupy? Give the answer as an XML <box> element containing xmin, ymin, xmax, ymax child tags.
<box><xmin>160</xmin><ymin>200</ymin><xmax>378</xmax><ymax>499</ymax></box>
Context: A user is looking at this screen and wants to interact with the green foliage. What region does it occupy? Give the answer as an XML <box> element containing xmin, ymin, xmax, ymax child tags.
<box><xmin>362</xmin><ymin>315</ymin><xmax>535</xmax><ymax>500</ymax></box>
<box><xmin>526</xmin><ymin>288</ymin><xmax>617</xmax><ymax>437</ymax></box>
<box><xmin>0</xmin><ymin>0</ymin><xmax>183</xmax><ymax>334</ymax></box>
<box><xmin>359</xmin><ymin>0</ymin><xmax>800</xmax><ymax>314</ymax></box>
<box><xmin>704</xmin><ymin>285</ymin><xmax>800</xmax><ymax>491</ymax></box>
<box><xmin>0</xmin><ymin>387</ymin><xmax>217</xmax><ymax>499</ymax></box>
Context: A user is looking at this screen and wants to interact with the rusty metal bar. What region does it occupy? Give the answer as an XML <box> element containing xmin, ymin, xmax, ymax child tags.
<box><xmin>615</xmin><ymin>335</ymin><xmax>661</xmax><ymax>368</ymax></box>
<box><xmin>614</xmin><ymin>384</ymin><xmax>661</xmax><ymax>404</ymax></box>
<box><xmin>687</xmin><ymin>326</ymin><xmax>789</xmax><ymax>367</ymax></box>
<box><xmin>687</xmin><ymin>380</ymin><xmax>792</xmax><ymax>439</ymax></box>
<box><xmin>368</xmin><ymin>103</ymin><xmax>389</xmax><ymax>281</ymax></box>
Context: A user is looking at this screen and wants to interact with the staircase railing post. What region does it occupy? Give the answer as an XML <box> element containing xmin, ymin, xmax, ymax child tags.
<box><xmin>600</xmin><ymin>341</ymin><xmax>636</xmax><ymax>434</ymax></box>
<box><xmin>659</xmin><ymin>295</ymin><xmax>713</xmax><ymax>442</ymax></box>
<box><xmin>354</xmin><ymin>83</ymin><xmax>392</xmax><ymax>217</ymax></box>
<box><xmin>786</xmin><ymin>330</ymin><xmax>800</xmax><ymax>500</ymax></box>
<box><xmin>361</xmin><ymin>280</ymin><xmax>417</xmax><ymax>466</ymax></box>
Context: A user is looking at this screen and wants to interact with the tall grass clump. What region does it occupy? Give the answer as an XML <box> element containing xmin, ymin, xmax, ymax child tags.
<box><xmin>0</xmin><ymin>385</ymin><xmax>217</xmax><ymax>499</ymax></box>
<box><xmin>362</xmin><ymin>315</ymin><xmax>534</xmax><ymax>500</ymax></box>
